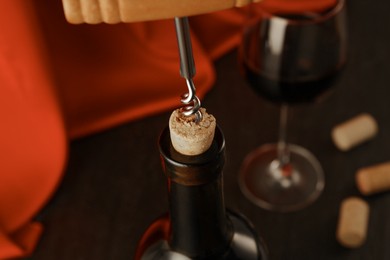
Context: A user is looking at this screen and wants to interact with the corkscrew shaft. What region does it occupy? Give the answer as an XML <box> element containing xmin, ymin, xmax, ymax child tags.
<box><xmin>174</xmin><ymin>17</ymin><xmax>203</xmax><ymax>122</ymax></box>
<box><xmin>175</xmin><ymin>17</ymin><xmax>195</xmax><ymax>79</ymax></box>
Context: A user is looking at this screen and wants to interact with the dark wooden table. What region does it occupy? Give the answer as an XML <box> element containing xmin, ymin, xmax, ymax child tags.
<box><xmin>29</xmin><ymin>0</ymin><xmax>390</xmax><ymax>259</ymax></box>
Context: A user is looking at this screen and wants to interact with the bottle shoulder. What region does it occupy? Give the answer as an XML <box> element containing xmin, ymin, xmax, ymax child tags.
<box><xmin>136</xmin><ymin>211</ymin><xmax>268</xmax><ymax>260</ymax></box>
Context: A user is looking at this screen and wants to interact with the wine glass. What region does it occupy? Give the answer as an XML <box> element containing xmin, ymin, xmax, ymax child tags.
<box><xmin>238</xmin><ymin>0</ymin><xmax>347</xmax><ymax>212</ymax></box>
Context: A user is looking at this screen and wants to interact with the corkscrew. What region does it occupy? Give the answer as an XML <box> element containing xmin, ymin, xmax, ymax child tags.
<box><xmin>174</xmin><ymin>17</ymin><xmax>203</xmax><ymax>123</ymax></box>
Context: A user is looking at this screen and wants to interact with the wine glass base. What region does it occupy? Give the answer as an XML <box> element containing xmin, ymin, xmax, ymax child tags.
<box><xmin>239</xmin><ymin>144</ymin><xmax>324</xmax><ymax>212</ymax></box>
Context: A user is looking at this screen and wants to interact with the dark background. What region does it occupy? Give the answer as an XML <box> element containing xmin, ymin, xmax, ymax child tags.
<box><xmin>30</xmin><ymin>0</ymin><xmax>390</xmax><ymax>259</ymax></box>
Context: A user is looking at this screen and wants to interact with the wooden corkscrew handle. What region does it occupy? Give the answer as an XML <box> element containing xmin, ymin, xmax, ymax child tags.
<box><xmin>62</xmin><ymin>0</ymin><xmax>261</xmax><ymax>24</ymax></box>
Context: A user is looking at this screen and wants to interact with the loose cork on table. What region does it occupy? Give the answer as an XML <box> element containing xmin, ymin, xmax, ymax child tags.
<box><xmin>169</xmin><ymin>108</ymin><xmax>216</xmax><ymax>156</ymax></box>
<box><xmin>336</xmin><ymin>197</ymin><xmax>369</xmax><ymax>248</ymax></box>
<box><xmin>331</xmin><ymin>113</ymin><xmax>378</xmax><ymax>151</ymax></box>
<box><xmin>356</xmin><ymin>162</ymin><xmax>390</xmax><ymax>196</ymax></box>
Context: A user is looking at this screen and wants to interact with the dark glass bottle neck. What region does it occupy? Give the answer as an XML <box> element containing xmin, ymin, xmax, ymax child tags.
<box><xmin>159</xmin><ymin>126</ymin><xmax>233</xmax><ymax>258</ymax></box>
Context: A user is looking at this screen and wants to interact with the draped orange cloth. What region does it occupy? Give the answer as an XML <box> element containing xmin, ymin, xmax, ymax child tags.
<box><xmin>0</xmin><ymin>1</ymin><xmax>66</xmax><ymax>258</ymax></box>
<box><xmin>0</xmin><ymin>0</ymin><xmax>336</xmax><ymax>258</ymax></box>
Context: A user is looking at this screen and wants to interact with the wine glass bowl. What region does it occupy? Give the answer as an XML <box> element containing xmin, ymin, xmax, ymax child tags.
<box><xmin>239</xmin><ymin>1</ymin><xmax>347</xmax><ymax>104</ymax></box>
<box><xmin>238</xmin><ymin>0</ymin><xmax>347</xmax><ymax>212</ymax></box>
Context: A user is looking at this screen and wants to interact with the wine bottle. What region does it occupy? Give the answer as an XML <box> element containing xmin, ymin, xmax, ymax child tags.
<box><xmin>135</xmin><ymin>126</ymin><xmax>268</xmax><ymax>259</ymax></box>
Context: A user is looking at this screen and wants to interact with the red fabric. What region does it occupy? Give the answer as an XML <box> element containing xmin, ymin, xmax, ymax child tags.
<box><xmin>0</xmin><ymin>223</ymin><xmax>43</xmax><ymax>259</ymax></box>
<box><xmin>0</xmin><ymin>0</ymin><xmax>337</xmax><ymax>258</ymax></box>
<box><xmin>0</xmin><ymin>0</ymin><xmax>66</xmax><ymax>259</ymax></box>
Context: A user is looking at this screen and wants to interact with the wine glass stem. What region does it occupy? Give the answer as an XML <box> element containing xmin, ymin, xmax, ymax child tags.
<box><xmin>277</xmin><ymin>104</ymin><xmax>290</xmax><ymax>167</ymax></box>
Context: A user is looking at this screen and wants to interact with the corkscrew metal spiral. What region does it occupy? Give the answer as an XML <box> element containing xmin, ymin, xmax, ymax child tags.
<box><xmin>174</xmin><ymin>17</ymin><xmax>203</xmax><ymax>122</ymax></box>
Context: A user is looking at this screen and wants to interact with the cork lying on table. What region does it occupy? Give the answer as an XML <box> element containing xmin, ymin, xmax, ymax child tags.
<box><xmin>62</xmin><ymin>0</ymin><xmax>261</xmax><ymax>24</ymax></box>
<box><xmin>336</xmin><ymin>197</ymin><xmax>369</xmax><ymax>248</ymax></box>
<box><xmin>356</xmin><ymin>162</ymin><xmax>390</xmax><ymax>195</ymax></box>
<box><xmin>169</xmin><ymin>108</ymin><xmax>216</xmax><ymax>156</ymax></box>
<box><xmin>331</xmin><ymin>113</ymin><xmax>378</xmax><ymax>151</ymax></box>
